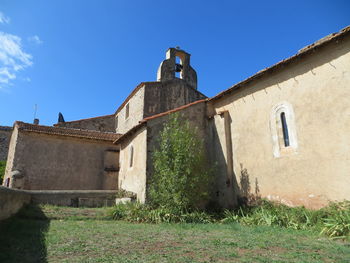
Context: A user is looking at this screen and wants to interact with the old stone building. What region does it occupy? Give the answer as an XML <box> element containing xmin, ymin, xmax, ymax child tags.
<box><xmin>2</xmin><ymin>26</ymin><xmax>350</xmax><ymax>209</ymax></box>
<box><xmin>0</xmin><ymin>126</ymin><xmax>12</xmax><ymax>161</ymax></box>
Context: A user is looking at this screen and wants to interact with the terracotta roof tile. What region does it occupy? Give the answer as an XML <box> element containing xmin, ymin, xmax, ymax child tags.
<box><xmin>141</xmin><ymin>99</ymin><xmax>207</xmax><ymax>122</ymax></box>
<box><xmin>16</xmin><ymin>122</ymin><xmax>122</xmax><ymax>142</ymax></box>
<box><xmin>54</xmin><ymin>114</ymin><xmax>114</xmax><ymax>126</ymax></box>
<box><xmin>0</xmin><ymin>126</ymin><xmax>12</xmax><ymax>131</ymax></box>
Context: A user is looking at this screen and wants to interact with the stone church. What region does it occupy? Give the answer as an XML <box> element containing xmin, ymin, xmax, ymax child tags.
<box><xmin>2</xmin><ymin>26</ymin><xmax>350</xmax><ymax>209</ymax></box>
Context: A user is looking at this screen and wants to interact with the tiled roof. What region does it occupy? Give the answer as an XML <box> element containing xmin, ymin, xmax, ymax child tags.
<box><xmin>0</xmin><ymin>126</ymin><xmax>13</xmax><ymax>131</ymax></box>
<box><xmin>113</xmin><ymin>99</ymin><xmax>207</xmax><ymax>144</ymax></box>
<box><xmin>210</xmin><ymin>25</ymin><xmax>350</xmax><ymax>102</ymax></box>
<box><xmin>16</xmin><ymin>121</ymin><xmax>122</xmax><ymax>142</ymax></box>
<box><xmin>141</xmin><ymin>99</ymin><xmax>207</xmax><ymax>122</ymax></box>
<box><xmin>53</xmin><ymin>114</ymin><xmax>114</xmax><ymax>125</ymax></box>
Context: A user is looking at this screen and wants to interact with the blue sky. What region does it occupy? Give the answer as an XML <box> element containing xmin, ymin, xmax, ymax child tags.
<box><xmin>0</xmin><ymin>0</ymin><xmax>349</xmax><ymax>126</ymax></box>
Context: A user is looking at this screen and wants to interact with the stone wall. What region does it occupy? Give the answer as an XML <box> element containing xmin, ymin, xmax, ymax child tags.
<box><xmin>208</xmin><ymin>36</ymin><xmax>350</xmax><ymax>209</ymax></box>
<box><xmin>0</xmin><ymin>186</ymin><xmax>31</xmax><ymax>220</ymax></box>
<box><xmin>30</xmin><ymin>190</ymin><xmax>118</xmax><ymax>207</ymax></box>
<box><xmin>55</xmin><ymin>114</ymin><xmax>115</xmax><ymax>132</ymax></box>
<box><xmin>0</xmin><ymin>187</ymin><xmax>131</xmax><ymax>221</ymax></box>
<box><xmin>3</xmin><ymin>129</ymin><xmax>119</xmax><ymax>190</ymax></box>
<box><xmin>144</xmin><ymin>80</ymin><xmax>207</xmax><ymax>119</ymax></box>
<box><xmin>116</xmin><ymin>85</ymin><xmax>146</xmax><ymax>134</ymax></box>
<box><xmin>0</xmin><ymin>126</ymin><xmax>12</xmax><ymax>161</ymax></box>
<box><xmin>115</xmin><ymin>81</ymin><xmax>207</xmax><ymax>135</ymax></box>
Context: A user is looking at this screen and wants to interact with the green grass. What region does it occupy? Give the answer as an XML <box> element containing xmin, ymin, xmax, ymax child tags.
<box><xmin>0</xmin><ymin>205</ymin><xmax>349</xmax><ymax>263</ymax></box>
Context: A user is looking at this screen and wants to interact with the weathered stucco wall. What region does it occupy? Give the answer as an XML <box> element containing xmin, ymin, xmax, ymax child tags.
<box><xmin>0</xmin><ymin>186</ymin><xmax>31</xmax><ymax>221</ymax></box>
<box><xmin>55</xmin><ymin>114</ymin><xmax>115</xmax><ymax>132</ymax></box>
<box><xmin>0</xmin><ymin>126</ymin><xmax>12</xmax><ymax>161</ymax></box>
<box><xmin>116</xmin><ymin>86</ymin><xmax>145</xmax><ymax>134</ymax></box>
<box><xmin>118</xmin><ymin>126</ymin><xmax>147</xmax><ymax>202</ymax></box>
<box><xmin>3</xmin><ymin>130</ymin><xmax>119</xmax><ymax>190</ymax></box>
<box><xmin>209</xmin><ymin>37</ymin><xmax>350</xmax><ymax>208</ymax></box>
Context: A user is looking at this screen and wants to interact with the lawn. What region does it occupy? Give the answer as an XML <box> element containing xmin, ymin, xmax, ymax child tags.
<box><xmin>0</xmin><ymin>205</ymin><xmax>349</xmax><ymax>263</ymax></box>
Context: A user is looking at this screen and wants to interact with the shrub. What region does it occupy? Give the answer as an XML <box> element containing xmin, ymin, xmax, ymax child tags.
<box><xmin>109</xmin><ymin>202</ymin><xmax>215</xmax><ymax>224</ymax></box>
<box><xmin>320</xmin><ymin>201</ymin><xmax>350</xmax><ymax>240</ymax></box>
<box><xmin>0</xmin><ymin>160</ymin><xmax>6</xmax><ymax>184</ymax></box>
<box><xmin>149</xmin><ymin>113</ymin><xmax>213</xmax><ymax>211</ymax></box>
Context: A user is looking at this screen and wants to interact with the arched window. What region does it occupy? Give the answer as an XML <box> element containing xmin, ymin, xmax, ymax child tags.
<box><xmin>270</xmin><ymin>102</ymin><xmax>298</xmax><ymax>157</ymax></box>
<box><xmin>280</xmin><ymin>112</ymin><xmax>290</xmax><ymax>147</ymax></box>
<box><xmin>175</xmin><ymin>56</ymin><xmax>183</xmax><ymax>79</ymax></box>
<box><xmin>129</xmin><ymin>145</ymin><xmax>134</xmax><ymax>168</ymax></box>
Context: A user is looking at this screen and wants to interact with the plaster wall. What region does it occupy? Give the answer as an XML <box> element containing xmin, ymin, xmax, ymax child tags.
<box><xmin>118</xmin><ymin>126</ymin><xmax>147</xmax><ymax>202</ymax></box>
<box><xmin>3</xmin><ymin>130</ymin><xmax>118</xmax><ymax>190</ymax></box>
<box><xmin>55</xmin><ymin>115</ymin><xmax>115</xmax><ymax>132</ymax></box>
<box><xmin>116</xmin><ymin>86</ymin><xmax>145</xmax><ymax>134</ymax></box>
<box><xmin>0</xmin><ymin>126</ymin><xmax>12</xmax><ymax>161</ymax></box>
<box><xmin>209</xmin><ymin>38</ymin><xmax>350</xmax><ymax>208</ymax></box>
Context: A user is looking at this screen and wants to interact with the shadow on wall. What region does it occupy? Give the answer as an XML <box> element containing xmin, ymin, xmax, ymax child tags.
<box><xmin>238</xmin><ymin>163</ymin><xmax>261</xmax><ymax>206</ymax></box>
<box><xmin>0</xmin><ymin>204</ymin><xmax>50</xmax><ymax>263</ymax></box>
<box><xmin>208</xmin><ymin>115</ymin><xmax>239</xmax><ymax>209</ymax></box>
<box><xmin>208</xmin><ymin>114</ymin><xmax>261</xmax><ymax>209</ymax></box>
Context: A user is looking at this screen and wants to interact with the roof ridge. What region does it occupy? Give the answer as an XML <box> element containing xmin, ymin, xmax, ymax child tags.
<box><xmin>15</xmin><ymin>121</ymin><xmax>122</xmax><ymax>142</ymax></box>
<box><xmin>210</xmin><ymin>25</ymin><xmax>350</xmax><ymax>102</ymax></box>
<box><xmin>113</xmin><ymin>99</ymin><xmax>207</xmax><ymax>144</ymax></box>
<box><xmin>53</xmin><ymin>114</ymin><xmax>115</xmax><ymax>125</ymax></box>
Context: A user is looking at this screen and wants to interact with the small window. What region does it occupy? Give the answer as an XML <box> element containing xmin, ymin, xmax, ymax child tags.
<box><xmin>115</xmin><ymin>115</ymin><xmax>118</xmax><ymax>129</ymax></box>
<box><xmin>280</xmin><ymin>112</ymin><xmax>290</xmax><ymax>147</ymax></box>
<box><xmin>5</xmin><ymin>178</ymin><xmax>10</xmax><ymax>187</ymax></box>
<box><xmin>270</xmin><ymin>101</ymin><xmax>298</xmax><ymax>158</ymax></box>
<box><xmin>129</xmin><ymin>145</ymin><xmax>134</xmax><ymax>167</ymax></box>
<box><xmin>125</xmin><ymin>103</ymin><xmax>130</xmax><ymax>119</ymax></box>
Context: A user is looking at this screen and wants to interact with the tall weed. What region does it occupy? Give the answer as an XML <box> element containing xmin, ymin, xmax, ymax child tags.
<box><xmin>110</xmin><ymin>200</ymin><xmax>350</xmax><ymax>239</ymax></box>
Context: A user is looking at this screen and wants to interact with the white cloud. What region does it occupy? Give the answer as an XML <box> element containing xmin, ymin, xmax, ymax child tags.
<box><xmin>28</xmin><ymin>35</ymin><xmax>43</xmax><ymax>45</ymax></box>
<box><xmin>0</xmin><ymin>31</ymin><xmax>33</xmax><ymax>89</ymax></box>
<box><xmin>0</xmin><ymin>12</ymin><xmax>10</xmax><ymax>24</ymax></box>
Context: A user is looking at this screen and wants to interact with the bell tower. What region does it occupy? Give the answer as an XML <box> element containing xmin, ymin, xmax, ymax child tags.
<box><xmin>157</xmin><ymin>47</ymin><xmax>197</xmax><ymax>90</ymax></box>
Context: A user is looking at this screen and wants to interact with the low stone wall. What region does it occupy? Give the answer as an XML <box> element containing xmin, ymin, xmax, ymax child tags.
<box><xmin>0</xmin><ymin>186</ymin><xmax>31</xmax><ymax>220</ymax></box>
<box><xmin>0</xmin><ymin>188</ymin><xmax>136</xmax><ymax>221</ymax></box>
<box><xmin>30</xmin><ymin>190</ymin><xmax>118</xmax><ymax>207</ymax></box>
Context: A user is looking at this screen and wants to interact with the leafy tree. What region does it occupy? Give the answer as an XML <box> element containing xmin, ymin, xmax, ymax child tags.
<box><xmin>149</xmin><ymin>113</ymin><xmax>212</xmax><ymax>211</ymax></box>
<box><xmin>0</xmin><ymin>161</ymin><xmax>6</xmax><ymax>184</ymax></box>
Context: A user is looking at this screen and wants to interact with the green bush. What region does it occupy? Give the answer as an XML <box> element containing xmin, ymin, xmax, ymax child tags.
<box><xmin>320</xmin><ymin>202</ymin><xmax>350</xmax><ymax>239</ymax></box>
<box><xmin>0</xmin><ymin>160</ymin><xmax>6</xmax><ymax>184</ymax></box>
<box><xmin>149</xmin><ymin>113</ymin><xmax>213</xmax><ymax>211</ymax></box>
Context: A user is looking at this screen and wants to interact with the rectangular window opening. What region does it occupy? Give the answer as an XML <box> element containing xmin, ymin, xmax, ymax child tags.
<box><xmin>281</xmin><ymin>112</ymin><xmax>290</xmax><ymax>147</ymax></box>
<box><xmin>125</xmin><ymin>103</ymin><xmax>130</xmax><ymax>120</ymax></box>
